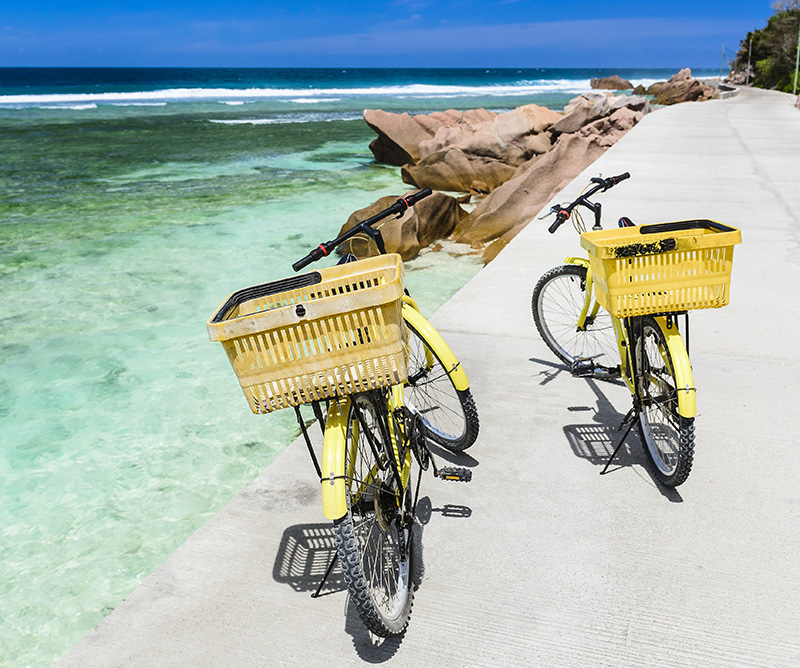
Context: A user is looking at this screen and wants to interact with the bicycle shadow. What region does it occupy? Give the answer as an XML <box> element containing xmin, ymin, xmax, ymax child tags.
<box><xmin>272</xmin><ymin>522</ymin><xmax>344</xmax><ymax>597</ymax></box>
<box><xmin>273</xmin><ymin>498</ymin><xmax>468</xmax><ymax>661</ymax></box>
<box><xmin>426</xmin><ymin>440</ymin><xmax>479</xmax><ymax>468</ymax></box>
<box><xmin>271</xmin><ymin>495</ymin><xmax>473</xmax><ymax>660</ymax></box>
<box><xmin>527</xmin><ymin>359</ymin><xmax>683</xmax><ymax>501</ymax></box>
<box><xmin>271</xmin><ymin>521</ymin><xmax>422</xmax><ymax>658</ymax></box>
<box><xmin>529</xmin><ymin>356</ymin><xmax>568</xmax><ymax>387</ymax></box>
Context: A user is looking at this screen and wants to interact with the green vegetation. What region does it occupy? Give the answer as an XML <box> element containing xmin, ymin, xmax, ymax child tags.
<box><xmin>732</xmin><ymin>0</ymin><xmax>800</xmax><ymax>92</ymax></box>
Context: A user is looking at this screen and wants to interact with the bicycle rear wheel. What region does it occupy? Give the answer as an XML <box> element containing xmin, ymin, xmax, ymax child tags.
<box><xmin>333</xmin><ymin>392</ymin><xmax>415</xmax><ymax>636</ymax></box>
<box><xmin>636</xmin><ymin>317</ymin><xmax>695</xmax><ymax>487</ymax></box>
<box><xmin>532</xmin><ymin>264</ymin><xmax>618</xmax><ymax>375</ymax></box>
<box><xmin>404</xmin><ymin>321</ymin><xmax>479</xmax><ymax>451</ymax></box>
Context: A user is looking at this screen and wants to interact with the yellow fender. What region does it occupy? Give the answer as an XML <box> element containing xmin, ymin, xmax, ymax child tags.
<box><xmin>401</xmin><ymin>298</ymin><xmax>470</xmax><ymax>392</ymax></box>
<box><xmin>320</xmin><ymin>390</ymin><xmax>410</xmax><ymax>520</ymax></box>
<box><xmin>564</xmin><ymin>256</ymin><xmax>589</xmax><ymax>268</ymax></box>
<box><xmin>653</xmin><ymin>316</ymin><xmax>696</xmax><ymax>418</ymax></box>
<box><xmin>320</xmin><ymin>398</ymin><xmax>349</xmax><ymax>520</ymax></box>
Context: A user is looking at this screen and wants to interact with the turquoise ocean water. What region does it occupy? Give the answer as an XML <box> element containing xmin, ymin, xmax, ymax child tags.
<box><xmin>0</xmin><ymin>67</ymin><xmax>715</xmax><ymax>667</ymax></box>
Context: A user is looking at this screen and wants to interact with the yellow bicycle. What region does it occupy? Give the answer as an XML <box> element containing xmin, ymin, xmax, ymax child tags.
<box><xmin>532</xmin><ymin>173</ymin><xmax>741</xmax><ymax>486</ymax></box>
<box><xmin>207</xmin><ymin>189</ymin><xmax>475</xmax><ymax>636</ymax></box>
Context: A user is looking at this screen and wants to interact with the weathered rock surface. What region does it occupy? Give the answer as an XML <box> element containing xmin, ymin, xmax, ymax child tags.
<box><xmin>580</xmin><ymin>107</ymin><xmax>644</xmax><ymax>147</ymax></box>
<box><xmin>358</xmin><ymin>88</ymin><xmax>657</xmax><ymax>261</ymax></box>
<box><xmin>591</xmin><ymin>75</ymin><xmax>633</xmax><ymax>90</ymax></box>
<box><xmin>551</xmin><ymin>94</ymin><xmax>649</xmax><ymax>135</ymax></box>
<box><xmin>723</xmin><ymin>68</ymin><xmax>752</xmax><ymax>86</ymax></box>
<box><xmin>337</xmin><ymin>190</ymin><xmax>464</xmax><ymax>260</ymax></box>
<box><xmin>366</xmin><ymin>104</ymin><xmax>559</xmax><ymax>191</ymax></box>
<box><xmin>363</xmin><ymin>109</ymin><xmax>434</xmax><ymax>166</ymax></box>
<box><xmin>402</xmin><ymin>148</ymin><xmax>516</xmax><ymax>194</ymax></box>
<box><xmin>451</xmin><ymin>133</ymin><xmax>606</xmax><ymax>248</ymax></box>
<box><xmin>796</xmin><ymin>94</ymin><xmax>800</xmax><ymax>110</ymax></box>
<box><xmin>365</xmin><ymin>108</ymin><xmax>498</xmax><ymax>166</ymax></box>
<box><xmin>647</xmin><ymin>68</ymin><xmax>719</xmax><ymax>105</ymax></box>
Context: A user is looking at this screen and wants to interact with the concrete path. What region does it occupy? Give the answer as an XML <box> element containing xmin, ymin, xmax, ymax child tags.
<box><xmin>57</xmin><ymin>87</ymin><xmax>800</xmax><ymax>668</ymax></box>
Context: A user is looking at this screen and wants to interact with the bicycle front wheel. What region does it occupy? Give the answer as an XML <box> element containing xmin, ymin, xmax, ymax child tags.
<box><xmin>404</xmin><ymin>321</ymin><xmax>479</xmax><ymax>451</ymax></box>
<box><xmin>333</xmin><ymin>393</ymin><xmax>414</xmax><ymax>637</ymax></box>
<box><xmin>532</xmin><ymin>264</ymin><xmax>618</xmax><ymax>373</ymax></box>
<box><xmin>636</xmin><ymin>317</ymin><xmax>695</xmax><ymax>487</ymax></box>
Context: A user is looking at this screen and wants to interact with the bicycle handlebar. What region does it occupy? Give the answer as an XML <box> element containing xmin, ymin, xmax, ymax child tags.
<box><xmin>292</xmin><ymin>188</ymin><xmax>432</xmax><ymax>271</ymax></box>
<box><xmin>547</xmin><ymin>172</ymin><xmax>630</xmax><ymax>234</ymax></box>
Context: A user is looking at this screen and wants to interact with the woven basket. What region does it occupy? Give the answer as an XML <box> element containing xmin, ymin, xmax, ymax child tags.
<box><xmin>208</xmin><ymin>254</ymin><xmax>407</xmax><ymax>414</ymax></box>
<box><xmin>580</xmin><ymin>220</ymin><xmax>741</xmax><ymax>318</ymax></box>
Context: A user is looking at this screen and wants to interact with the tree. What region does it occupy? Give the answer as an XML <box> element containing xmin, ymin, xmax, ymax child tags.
<box><xmin>731</xmin><ymin>4</ymin><xmax>800</xmax><ymax>91</ymax></box>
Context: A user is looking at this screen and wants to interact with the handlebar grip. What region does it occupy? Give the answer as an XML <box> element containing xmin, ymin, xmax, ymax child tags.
<box><xmin>292</xmin><ymin>254</ymin><xmax>315</xmax><ymax>272</ymax></box>
<box><xmin>548</xmin><ymin>210</ymin><xmax>570</xmax><ymax>234</ymax></box>
<box><xmin>292</xmin><ymin>245</ymin><xmax>328</xmax><ymax>272</ymax></box>
<box><xmin>403</xmin><ymin>187</ymin><xmax>432</xmax><ymax>207</ymax></box>
<box><xmin>606</xmin><ymin>172</ymin><xmax>630</xmax><ymax>189</ymax></box>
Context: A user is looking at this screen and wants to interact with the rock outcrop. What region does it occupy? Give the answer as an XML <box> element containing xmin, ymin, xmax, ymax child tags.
<box><xmin>337</xmin><ymin>190</ymin><xmax>463</xmax><ymax>261</ymax></box>
<box><xmin>402</xmin><ymin>149</ymin><xmax>516</xmax><ymax>194</ymax></box>
<box><xmin>401</xmin><ymin>105</ymin><xmax>560</xmax><ymax>193</ymax></box>
<box><xmin>591</xmin><ymin>75</ymin><xmax>633</xmax><ymax>90</ymax></box>
<box><xmin>353</xmin><ymin>73</ymin><xmax>733</xmax><ymax>262</ymax></box>
<box><xmin>356</xmin><ymin>90</ymin><xmax>653</xmax><ymax>261</ymax></box>
<box><xmin>367</xmin><ymin>104</ymin><xmax>560</xmax><ymax>192</ymax></box>
<box><xmin>647</xmin><ymin>68</ymin><xmax>719</xmax><ymax>105</ymax></box>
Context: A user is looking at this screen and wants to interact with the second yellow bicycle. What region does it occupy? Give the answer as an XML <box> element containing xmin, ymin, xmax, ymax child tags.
<box><xmin>532</xmin><ymin>173</ymin><xmax>741</xmax><ymax>487</ymax></box>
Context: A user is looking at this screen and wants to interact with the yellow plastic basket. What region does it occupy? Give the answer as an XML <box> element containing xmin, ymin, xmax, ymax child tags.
<box><xmin>207</xmin><ymin>254</ymin><xmax>408</xmax><ymax>414</ymax></box>
<box><xmin>580</xmin><ymin>220</ymin><xmax>742</xmax><ymax>318</ymax></box>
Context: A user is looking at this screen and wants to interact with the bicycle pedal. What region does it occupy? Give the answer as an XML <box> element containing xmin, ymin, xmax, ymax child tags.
<box><xmin>571</xmin><ymin>358</ymin><xmax>596</xmax><ymax>377</ymax></box>
<box><xmin>437</xmin><ymin>467</ymin><xmax>472</xmax><ymax>483</ymax></box>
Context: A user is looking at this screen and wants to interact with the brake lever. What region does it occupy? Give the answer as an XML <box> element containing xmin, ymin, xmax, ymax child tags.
<box><xmin>538</xmin><ymin>204</ymin><xmax>562</xmax><ymax>220</ymax></box>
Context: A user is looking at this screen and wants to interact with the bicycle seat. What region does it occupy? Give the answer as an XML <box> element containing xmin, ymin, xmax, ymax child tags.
<box><xmin>618</xmin><ymin>216</ymin><xmax>635</xmax><ymax>228</ymax></box>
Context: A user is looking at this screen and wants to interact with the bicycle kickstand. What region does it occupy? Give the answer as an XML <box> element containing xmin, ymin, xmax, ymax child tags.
<box><xmin>312</xmin><ymin>552</ymin><xmax>339</xmax><ymax>599</ymax></box>
<box><xmin>600</xmin><ymin>405</ymin><xmax>639</xmax><ymax>475</ymax></box>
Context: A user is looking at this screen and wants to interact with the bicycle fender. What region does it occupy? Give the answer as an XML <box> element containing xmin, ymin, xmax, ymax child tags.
<box><xmin>401</xmin><ymin>302</ymin><xmax>470</xmax><ymax>392</ymax></box>
<box><xmin>653</xmin><ymin>316</ymin><xmax>696</xmax><ymax>418</ymax></box>
<box><xmin>320</xmin><ymin>398</ymin><xmax>349</xmax><ymax>520</ymax></box>
<box><xmin>564</xmin><ymin>256</ymin><xmax>590</xmax><ymax>268</ymax></box>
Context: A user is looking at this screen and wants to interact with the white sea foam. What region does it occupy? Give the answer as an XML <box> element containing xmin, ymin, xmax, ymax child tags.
<box><xmin>0</xmin><ymin>80</ymin><xmax>592</xmax><ymax>107</ymax></box>
<box><xmin>289</xmin><ymin>98</ymin><xmax>342</xmax><ymax>104</ymax></box>
<box><xmin>38</xmin><ymin>103</ymin><xmax>98</xmax><ymax>110</ymax></box>
<box><xmin>208</xmin><ymin>113</ymin><xmax>362</xmax><ymax>125</ymax></box>
<box><xmin>111</xmin><ymin>102</ymin><xmax>168</xmax><ymax>107</ymax></box>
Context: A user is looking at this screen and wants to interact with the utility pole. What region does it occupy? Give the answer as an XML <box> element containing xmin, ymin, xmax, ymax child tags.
<box><xmin>720</xmin><ymin>45</ymin><xmax>726</xmax><ymax>81</ymax></box>
<box><xmin>794</xmin><ymin>21</ymin><xmax>800</xmax><ymax>95</ymax></box>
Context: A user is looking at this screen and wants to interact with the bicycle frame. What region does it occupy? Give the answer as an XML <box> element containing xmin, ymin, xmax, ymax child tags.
<box><xmin>320</xmin><ymin>297</ymin><xmax>469</xmax><ymax>520</ymax></box>
<box><xmin>562</xmin><ymin>256</ymin><xmax>696</xmax><ymax>419</ymax></box>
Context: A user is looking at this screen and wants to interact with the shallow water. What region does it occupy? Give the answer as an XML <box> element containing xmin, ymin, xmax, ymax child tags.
<box><xmin>0</xmin><ymin>106</ymin><xmax>483</xmax><ymax>668</ymax></box>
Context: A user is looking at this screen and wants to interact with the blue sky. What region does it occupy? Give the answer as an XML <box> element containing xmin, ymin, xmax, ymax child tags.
<box><xmin>1</xmin><ymin>0</ymin><xmax>775</xmax><ymax>68</ymax></box>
